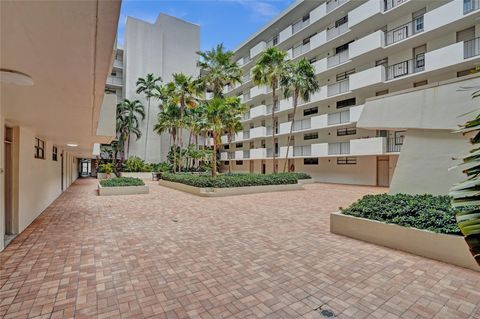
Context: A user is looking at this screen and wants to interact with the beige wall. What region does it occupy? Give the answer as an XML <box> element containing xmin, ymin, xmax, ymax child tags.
<box><xmin>0</xmin><ymin>102</ymin><xmax>4</xmax><ymax>251</ymax></box>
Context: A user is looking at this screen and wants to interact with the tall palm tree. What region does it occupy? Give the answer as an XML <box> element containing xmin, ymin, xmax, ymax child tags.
<box><xmin>224</xmin><ymin>104</ymin><xmax>246</xmax><ymax>173</ymax></box>
<box><xmin>154</xmin><ymin>103</ymin><xmax>183</xmax><ymax>172</ymax></box>
<box><xmin>117</xmin><ymin>99</ymin><xmax>145</xmax><ymax>158</ymax></box>
<box><xmin>136</xmin><ymin>74</ymin><xmax>162</xmax><ymax>160</ymax></box>
<box><xmin>203</xmin><ymin>97</ymin><xmax>243</xmax><ymax>177</ymax></box>
<box><xmin>197</xmin><ymin>43</ymin><xmax>243</xmax><ymax>98</ymax></box>
<box><xmin>252</xmin><ymin>47</ymin><xmax>289</xmax><ymax>173</ymax></box>
<box><xmin>280</xmin><ymin>58</ymin><xmax>320</xmax><ymax>172</ymax></box>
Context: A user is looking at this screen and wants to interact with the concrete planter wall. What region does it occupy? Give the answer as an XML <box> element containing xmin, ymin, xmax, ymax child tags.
<box><xmin>330</xmin><ymin>212</ymin><xmax>480</xmax><ymax>272</ymax></box>
<box><xmin>121</xmin><ymin>172</ymin><xmax>155</xmax><ymax>180</ymax></box>
<box><xmin>98</xmin><ymin>184</ymin><xmax>149</xmax><ymax>196</ymax></box>
<box><xmin>159</xmin><ymin>179</ymin><xmax>304</xmax><ymax>197</ymax></box>
<box><xmin>97</xmin><ymin>173</ymin><xmax>114</xmax><ymax>180</ymax></box>
<box><xmin>298</xmin><ymin>178</ymin><xmax>316</xmax><ymax>185</ymax></box>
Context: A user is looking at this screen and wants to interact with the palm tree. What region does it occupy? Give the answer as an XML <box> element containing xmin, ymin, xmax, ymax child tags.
<box><xmin>252</xmin><ymin>47</ymin><xmax>289</xmax><ymax>173</ymax></box>
<box><xmin>117</xmin><ymin>99</ymin><xmax>145</xmax><ymax>158</ymax></box>
<box><xmin>203</xmin><ymin>97</ymin><xmax>243</xmax><ymax>177</ymax></box>
<box><xmin>281</xmin><ymin>58</ymin><xmax>320</xmax><ymax>172</ymax></box>
<box><xmin>197</xmin><ymin>43</ymin><xmax>243</xmax><ymax>98</ymax></box>
<box><xmin>136</xmin><ymin>74</ymin><xmax>162</xmax><ymax>160</ymax></box>
<box><xmin>224</xmin><ymin>104</ymin><xmax>246</xmax><ymax>173</ymax></box>
<box><xmin>154</xmin><ymin>103</ymin><xmax>183</xmax><ymax>172</ymax></box>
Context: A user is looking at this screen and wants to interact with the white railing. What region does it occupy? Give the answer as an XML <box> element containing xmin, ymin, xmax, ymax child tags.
<box><xmin>243</xmin><ymin>131</ymin><xmax>250</xmax><ymax>140</ymax></box>
<box><xmin>327</xmin><ymin>79</ymin><xmax>349</xmax><ymax>96</ymax></box>
<box><xmin>328</xmin><ymin>142</ymin><xmax>350</xmax><ymax>155</ymax></box>
<box><xmin>243</xmin><ymin>150</ymin><xmax>250</xmax><ymax>159</ymax></box>
<box><xmin>293</xmin><ymin>42</ymin><xmax>311</xmax><ymax>58</ymax></box>
<box><xmin>113</xmin><ymin>60</ymin><xmax>123</xmax><ymax>68</ymax></box>
<box><xmin>384</xmin><ymin>0</ymin><xmax>407</xmax><ymax>11</ymax></box>
<box><xmin>106</xmin><ymin>76</ymin><xmax>122</xmax><ymax>86</ymax></box>
<box><xmin>385</xmin><ymin>16</ymin><xmax>423</xmax><ymax>46</ymax></box>
<box><xmin>327</xmin><ymin>0</ymin><xmax>348</xmax><ymax>13</ymax></box>
<box><xmin>293</xmin><ymin>119</ymin><xmax>311</xmax><ymax>131</ymax></box>
<box><xmin>293</xmin><ymin>145</ymin><xmax>311</xmax><ymax>157</ymax></box>
<box><xmin>327</xmin><ymin>22</ymin><xmax>348</xmax><ymax>40</ymax></box>
<box><xmin>464</xmin><ymin>0</ymin><xmax>480</xmax><ymax>13</ymax></box>
<box><xmin>464</xmin><ymin>37</ymin><xmax>480</xmax><ymax>59</ymax></box>
<box><xmin>327</xmin><ymin>110</ymin><xmax>350</xmax><ymax>125</ymax></box>
<box><xmin>327</xmin><ymin>50</ymin><xmax>349</xmax><ymax>68</ymax></box>
<box><xmin>292</xmin><ymin>17</ymin><xmax>310</xmax><ymax>34</ymax></box>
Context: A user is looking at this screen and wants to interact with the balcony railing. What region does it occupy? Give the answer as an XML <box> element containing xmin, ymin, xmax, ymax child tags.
<box><xmin>384</xmin><ymin>0</ymin><xmax>407</xmax><ymax>11</ymax></box>
<box><xmin>113</xmin><ymin>59</ymin><xmax>123</xmax><ymax>68</ymax></box>
<box><xmin>385</xmin><ymin>16</ymin><xmax>424</xmax><ymax>46</ymax></box>
<box><xmin>227</xmin><ymin>152</ymin><xmax>235</xmax><ymax>160</ymax></box>
<box><xmin>327</xmin><ymin>22</ymin><xmax>348</xmax><ymax>41</ymax></box>
<box><xmin>267</xmin><ymin>148</ymin><xmax>278</xmax><ymax>157</ymax></box>
<box><xmin>327</xmin><ymin>79</ymin><xmax>349</xmax><ymax>96</ymax></box>
<box><xmin>266</xmin><ymin>103</ymin><xmax>279</xmax><ymax>114</ymax></box>
<box><xmin>293</xmin><ymin>119</ymin><xmax>311</xmax><ymax>131</ymax></box>
<box><xmin>387</xmin><ymin>137</ymin><xmax>403</xmax><ymax>152</ymax></box>
<box><xmin>327</xmin><ymin>50</ymin><xmax>349</xmax><ymax>68</ymax></box>
<box><xmin>387</xmin><ymin>54</ymin><xmax>425</xmax><ymax>80</ymax></box>
<box><xmin>243</xmin><ymin>131</ymin><xmax>250</xmax><ymax>140</ymax></box>
<box><xmin>328</xmin><ymin>142</ymin><xmax>350</xmax><ymax>155</ymax></box>
<box><xmin>243</xmin><ymin>150</ymin><xmax>250</xmax><ymax>159</ymax></box>
<box><xmin>464</xmin><ymin>0</ymin><xmax>480</xmax><ymax>14</ymax></box>
<box><xmin>242</xmin><ymin>113</ymin><xmax>250</xmax><ymax>121</ymax></box>
<box><xmin>293</xmin><ymin>145</ymin><xmax>311</xmax><ymax>157</ymax></box>
<box><xmin>327</xmin><ymin>110</ymin><xmax>350</xmax><ymax>125</ymax></box>
<box><xmin>327</xmin><ymin>0</ymin><xmax>348</xmax><ymax>13</ymax></box>
<box><xmin>464</xmin><ymin>37</ymin><xmax>480</xmax><ymax>59</ymax></box>
<box><xmin>106</xmin><ymin>76</ymin><xmax>122</xmax><ymax>86</ymax></box>
<box><xmin>293</xmin><ymin>17</ymin><xmax>310</xmax><ymax>34</ymax></box>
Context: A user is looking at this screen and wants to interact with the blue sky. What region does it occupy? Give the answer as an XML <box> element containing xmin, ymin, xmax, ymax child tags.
<box><xmin>117</xmin><ymin>0</ymin><xmax>295</xmax><ymax>51</ymax></box>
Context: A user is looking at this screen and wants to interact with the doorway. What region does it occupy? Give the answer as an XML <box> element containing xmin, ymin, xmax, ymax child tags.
<box><xmin>4</xmin><ymin>126</ymin><xmax>17</xmax><ymax>246</ymax></box>
<box><xmin>249</xmin><ymin>160</ymin><xmax>254</xmax><ymax>173</ymax></box>
<box><xmin>261</xmin><ymin>160</ymin><xmax>266</xmax><ymax>174</ymax></box>
<box><xmin>377</xmin><ymin>156</ymin><xmax>390</xmax><ymax>187</ymax></box>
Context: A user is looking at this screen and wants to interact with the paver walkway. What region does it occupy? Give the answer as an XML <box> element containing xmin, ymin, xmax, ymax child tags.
<box><xmin>1</xmin><ymin>178</ymin><xmax>479</xmax><ymax>319</ymax></box>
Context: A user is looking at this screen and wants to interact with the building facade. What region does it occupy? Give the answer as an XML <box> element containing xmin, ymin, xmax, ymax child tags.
<box><xmin>120</xmin><ymin>14</ymin><xmax>200</xmax><ymax>163</ymax></box>
<box><xmin>220</xmin><ymin>0</ymin><xmax>480</xmax><ymax>188</ymax></box>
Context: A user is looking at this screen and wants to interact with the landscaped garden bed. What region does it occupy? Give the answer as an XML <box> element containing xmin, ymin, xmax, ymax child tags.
<box><xmin>330</xmin><ymin>194</ymin><xmax>479</xmax><ymax>271</ymax></box>
<box><xmin>159</xmin><ymin>172</ymin><xmax>309</xmax><ymax>197</ymax></box>
<box><xmin>98</xmin><ymin>177</ymin><xmax>149</xmax><ymax>196</ymax></box>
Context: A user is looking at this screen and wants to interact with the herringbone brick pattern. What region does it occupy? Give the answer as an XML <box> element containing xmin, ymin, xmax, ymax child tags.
<box><xmin>1</xmin><ymin>178</ymin><xmax>479</xmax><ymax>318</ymax></box>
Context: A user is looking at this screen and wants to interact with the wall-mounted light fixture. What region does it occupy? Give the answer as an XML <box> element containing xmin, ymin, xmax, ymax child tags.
<box><xmin>0</xmin><ymin>69</ymin><xmax>34</xmax><ymax>86</ymax></box>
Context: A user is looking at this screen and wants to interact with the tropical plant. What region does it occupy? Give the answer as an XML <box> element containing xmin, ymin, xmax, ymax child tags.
<box><xmin>123</xmin><ymin>156</ymin><xmax>148</xmax><ymax>172</ymax></box>
<box><xmin>449</xmin><ymin>89</ymin><xmax>480</xmax><ymax>266</ymax></box>
<box><xmin>136</xmin><ymin>74</ymin><xmax>162</xmax><ymax>160</ymax></box>
<box><xmin>252</xmin><ymin>47</ymin><xmax>289</xmax><ymax>173</ymax></box>
<box><xmin>154</xmin><ymin>103</ymin><xmax>183</xmax><ymax>172</ymax></box>
<box><xmin>224</xmin><ymin>104</ymin><xmax>246</xmax><ymax>173</ymax></box>
<box><xmin>280</xmin><ymin>58</ymin><xmax>320</xmax><ymax>172</ymax></box>
<box><xmin>117</xmin><ymin>99</ymin><xmax>145</xmax><ymax>158</ymax></box>
<box><xmin>197</xmin><ymin>43</ymin><xmax>243</xmax><ymax>98</ymax></box>
<box><xmin>98</xmin><ymin>163</ymin><xmax>114</xmax><ymax>175</ymax></box>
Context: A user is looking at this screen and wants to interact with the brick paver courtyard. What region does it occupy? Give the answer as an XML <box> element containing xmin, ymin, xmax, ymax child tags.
<box><xmin>1</xmin><ymin>178</ymin><xmax>479</xmax><ymax>319</ymax></box>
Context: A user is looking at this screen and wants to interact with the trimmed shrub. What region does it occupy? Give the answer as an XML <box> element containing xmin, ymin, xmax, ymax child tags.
<box><xmin>124</xmin><ymin>156</ymin><xmax>151</xmax><ymax>172</ymax></box>
<box><xmin>288</xmin><ymin>172</ymin><xmax>311</xmax><ymax>180</ymax></box>
<box><xmin>98</xmin><ymin>163</ymin><xmax>114</xmax><ymax>174</ymax></box>
<box><xmin>100</xmin><ymin>177</ymin><xmax>145</xmax><ymax>187</ymax></box>
<box><xmin>341</xmin><ymin>193</ymin><xmax>461</xmax><ymax>234</ymax></box>
<box><xmin>161</xmin><ymin>172</ymin><xmax>299</xmax><ymax>188</ymax></box>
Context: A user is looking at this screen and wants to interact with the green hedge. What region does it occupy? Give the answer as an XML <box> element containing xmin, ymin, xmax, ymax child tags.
<box><xmin>100</xmin><ymin>177</ymin><xmax>145</xmax><ymax>187</ymax></box>
<box><xmin>289</xmin><ymin>172</ymin><xmax>311</xmax><ymax>180</ymax></box>
<box><xmin>341</xmin><ymin>193</ymin><xmax>460</xmax><ymax>234</ymax></box>
<box><xmin>161</xmin><ymin>172</ymin><xmax>303</xmax><ymax>188</ymax></box>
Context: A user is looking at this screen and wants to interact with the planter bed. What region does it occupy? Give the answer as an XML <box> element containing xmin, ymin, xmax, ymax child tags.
<box><xmin>159</xmin><ymin>179</ymin><xmax>304</xmax><ymax>197</ymax></box>
<box><xmin>330</xmin><ymin>212</ymin><xmax>480</xmax><ymax>272</ymax></box>
<box><xmin>98</xmin><ymin>177</ymin><xmax>149</xmax><ymax>196</ymax></box>
<box><xmin>121</xmin><ymin>172</ymin><xmax>156</xmax><ymax>180</ymax></box>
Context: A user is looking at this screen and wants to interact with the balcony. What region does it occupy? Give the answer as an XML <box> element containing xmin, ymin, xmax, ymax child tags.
<box><xmin>349</xmin><ymin>66</ymin><xmax>385</xmax><ymax>91</ymax></box>
<box><xmin>385</xmin><ymin>16</ymin><xmax>424</xmax><ymax>46</ymax></box>
<box><xmin>350</xmin><ymin>137</ymin><xmax>385</xmax><ymax>155</ymax></box>
<box><xmin>235</xmin><ymin>150</ymin><xmax>244</xmax><ymax>160</ymax></box>
<box><xmin>386</xmin><ymin>54</ymin><xmax>425</xmax><ymax>80</ymax></box>
<box><xmin>250</xmin><ymin>148</ymin><xmax>267</xmax><ymax>159</ymax></box>
<box><xmin>464</xmin><ymin>0</ymin><xmax>480</xmax><ymax>14</ymax></box>
<box><xmin>349</xmin><ymin>30</ymin><xmax>384</xmax><ymax>60</ymax></box>
<box><xmin>266</xmin><ymin>148</ymin><xmax>278</xmax><ymax>157</ymax></box>
<box><xmin>243</xmin><ymin>150</ymin><xmax>250</xmax><ymax>159</ymax></box>
<box><xmin>221</xmin><ymin>152</ymin><xmax>228</xmax><ymax>160</ymax></box>
<box><xmin>384</xmin><ymin>0</ymin><xmax>408</xmax><ymax>11</ymax></box>
<box><xmin>464</xmin><ymin>37</ymin><xmax>480</xmax><ymax>59</ymax></box>
<box><xmin>387</xmin><ymin>137</ymin><xmax>403</xmax><ymax>153</ymax></box>
<box><xmin>327</xmin><ymin>50</ymin><xmax>349</xmax><ymax>68</ymax></box>
<box><xmin>242</xmin><ymin>112</ymin><xmax>250</xmax><ymax>121</ymax></box>
<box><xmin>106</xmin><ymin>76</ymin><xmax>122</xmax><ymax>86</ymax></box>
<box><xmin>294</xmin><ymin>145</ymin><xmax>311</xmax><ymax>157</ymax></box>
<box><xmin>327</xmin><ymin>109</ymin><xmax>350</xmax><ymax>125</ymax></box>
<box><xmin>293</xmin><ymin>119</ymin><xmax>311</xmax><ymax>132</ymax></box>
<box><xmin>328</xmin><ymin>142</ymin><xmax>350</xmax><ymax>155</ymax></box>
<box><xmin>250</xmin><ymin>126</ymin><xmax>267</xmax><ymax>139</ymax></box>
<box><xmin>425</xmin><ymin>38</ymin><xmax>479</xmax><ymax>73</ymax></box>
<box><xmin>266</xmin><ymin>102</ymin><xmax>279</xmax><ymax>114</ymax></box>
<box><xmin>326</xmin><ymin>22</ymin><xmax>348</xmax><ymax>41</ymax></box>
<box><xmin>326</xmin><ymin>0</ymin><xmax>348</xmax><ymax>13</ymax></box>
<box><xmin>292</xmin><ymin>42</ymin><xmax>311</xmax><ymax>59</ymax></box>
<box><xmin>250</xmin><ymin>105</ymin><xmax>267</xmax><ymax>119</ymax></box>
<box><xmin>327</xmin><ymin>79</ymin><xmax>349</xmax><ymax>96</ymax></box>
<box><xmin>250</xmin><ymin>86</ymin><xmax>267</xmax><ymax>99</ymax></box>
<box><xmin>250</xmin><ymin>41</ymin><xmax>266</xmax><ymax>59</ymax></box>
<box><xmin>113</xmin><ymin>59</ymin><xmax>123</xmax><ymax>69</ymax></box>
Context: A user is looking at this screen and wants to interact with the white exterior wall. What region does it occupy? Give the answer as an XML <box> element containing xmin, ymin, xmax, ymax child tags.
<box><xmin>124</xmin><ymin>14</ymin><xmax>200</xmax><ymax>163</ymax></box>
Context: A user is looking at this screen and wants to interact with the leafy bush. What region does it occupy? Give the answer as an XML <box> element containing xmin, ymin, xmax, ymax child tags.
<box><xmin>287</xmin><ymin>172</ymin><xmax>311</xmax><ymax>180</ymax></box>
<box><xmin>161</xmin><ymin>172</ymin><xmax>299</xmax><ymax>188</ymax></box>
<box><xmin>98</xmin><ymin>163</ymin><xmax>114</xmax><ymax>174</ymax></box>
<box><xmin>100</xmin><ymin>177</ymin><xmax>145</xmax><ymax>187</ymax></box>
<box><xmin>152</xmin><ymin>162</ymin><xmax>172</xmax><ymax>172</ymax></box>
<box><xmin>124</xmin><ymin>156</ymin><xmax>151</xmax><ymax>172</ymax></box>
<box><xmin>341</xmin><ymin>193</ymin><xmax>461</xmax><ymax>234</ymax></box>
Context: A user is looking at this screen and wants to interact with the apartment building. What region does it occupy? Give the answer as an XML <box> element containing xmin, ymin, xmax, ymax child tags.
<box><xmin>0</xmin><ymin>0</ymin><xmax>120</xmax><ymax>251</ymax></box>
<box><xmin>220</xmin><ymin>0</ymin><xmax>480</xmax><ymax>188</ymax></box>
<box><xmin>106</xmin><ymin>47</ymin><xmax>125</xmax><ymax>102</ymax></box>
<box><xmin>122</xmin><ymin>14</ymin><xmax>200</xmax><ymax>163</ymax></box>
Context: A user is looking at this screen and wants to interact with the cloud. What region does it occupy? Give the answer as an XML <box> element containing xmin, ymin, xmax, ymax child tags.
<box><xmin>233</xmin><ymin>0</ymin><xmax>283</xmax><ymax>20</ymax></box>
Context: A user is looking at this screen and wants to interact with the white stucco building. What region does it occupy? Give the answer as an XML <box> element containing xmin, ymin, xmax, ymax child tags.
<box><xmin>118</xmin><ymin>14</ymin><xmax>200</xmax><ymax>163</ymax></box>
<box><xmin>220</xmin><ymin>0</ymin><xmax>480</xmax><ymax>191</ymax></box>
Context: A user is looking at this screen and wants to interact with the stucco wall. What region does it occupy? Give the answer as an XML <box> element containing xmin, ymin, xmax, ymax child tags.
<box><xmin>0</xmin><ymin>102</ymin><xmax>4</xmax><ymax>251</ymax></box>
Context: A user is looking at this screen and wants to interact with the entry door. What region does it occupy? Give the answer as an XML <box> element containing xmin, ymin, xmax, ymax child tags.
<box><xmin>377</xmin><ymin>157</ymin><xmax>390</xmax><ymax>187</ymax></box>
<box><xmin>261</xmin><ymin>160</ymin><xmax>266</xmax><ymax>174</ymax></box>
<box><xmin>249</xmin><ymin>160</ymin><xmax>254</xmax><ymax>173</ymax></box>
<box><xmin>4</xmin><ymin>127</ymin><xmax>14</xmax><ymax>236</ymax></box>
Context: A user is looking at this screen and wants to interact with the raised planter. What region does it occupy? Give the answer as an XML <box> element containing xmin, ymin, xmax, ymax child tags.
<box><xmin>98</xmin><ymin>184</ymin><xmax>149</xmax><ymax>196</ymax></box>
<box><xmin>121</xmin><ymin>172</ymin><xmax>156</xmax><ymax>180</ymax></box>
<box><xmin>330</xmin><ymin>212</ymin><xmax>480</xmax><ymax>272</ymax></box>
<box><xmin>298</xmin><ymin>178</ymin><xmax>315</xmax><ymax>185</ymax></box>
<box><xmin>97</xmin><ymin>173</ymin><xmax>114</xmax><ymax>180</ymax></box>
<box><xmin>159</xmin><ymin>179</ymin><xmax>304</xmax><ymax>197</ymax></box>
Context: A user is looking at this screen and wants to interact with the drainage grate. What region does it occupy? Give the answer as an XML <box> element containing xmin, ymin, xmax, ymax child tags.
<box><xmin>319</xmin><ymin>309</ymin><xmax>335</xmax><ymax>318</ymax></box>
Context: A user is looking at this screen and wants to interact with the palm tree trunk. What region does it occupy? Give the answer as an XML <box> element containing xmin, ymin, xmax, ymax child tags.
<box><xmin>126</xmin><ymin>134</ymin><xmax>131</xmax><ymax>158</ymax></box>
<box><xmin>144</xmin><ymin>98</ymin><xmax>151</xmax><ymax>160</ymax></box>
<box><xmin>172</xmin><ymin>133</ymin><xmax>177</xmax><ymax>173</ymax></box>
<box><xmin>228</xmin><ymin>136</ymin><xmax>232</xmax><ymax>174</ymax></box>
<box><xmin>212</xmin><ymin>132</ymin><xmax>217</xmax><ymax>177</ymax></box>
<box><xmin>283</xmin><ymin>91</ymin><xmax>298</xmax><ymax>173</ymax></box>
<box><xmin>271</xmin><ymin>82</ymin><xmax>277</xmax><ymax>174</ymax></box>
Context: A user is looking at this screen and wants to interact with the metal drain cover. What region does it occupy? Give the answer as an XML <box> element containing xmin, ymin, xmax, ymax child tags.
<box><xmin>319</xmin><ymin>309</ymin><xmax>335</xmax><ymax>317</ymax></box>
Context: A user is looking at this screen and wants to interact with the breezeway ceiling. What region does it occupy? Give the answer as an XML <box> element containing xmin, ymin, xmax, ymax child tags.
<box><xmin>0</xmin><ymin>0</ymin><xmax>121</xmax><ymax>157</ymax></box>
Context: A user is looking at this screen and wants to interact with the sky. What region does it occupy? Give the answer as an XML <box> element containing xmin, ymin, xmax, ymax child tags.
<box><xmin>117</xmin><ymin>0</ymin><xmax>295</xmax><ymax>51</ymax></box>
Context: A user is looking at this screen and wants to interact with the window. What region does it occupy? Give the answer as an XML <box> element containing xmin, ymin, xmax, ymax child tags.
<box><xmin>309</xmin><ymin>57</ymin><xmax>317</xmax><ymax>64</ymax></box>
<box><xmin>236</xmin><ymin>160</ymin><xmax>243</xmax><ymax>165</ymax></box>
<box><xmin>337</xmin><ymin>157</ymin><xmax>357</xmax><ymax>165</ymax></box>
<box><xmin>335</xmin><ymin>43</ymin><xmax>349</xmax><ymax>54</ymax></box>
<box><xmin>288</xmin><ymin>113</ymin><xmax>294</xmax><ymax>121</ymax></box>
<box><xmin>457</xmin><ymin>67</ymin><xmax>479</xmax><ymax>77</ymax></box>
<box><xmin>376</xmin><ymin>89</ymin><xmax>389</xmax><ymax>96</ymax></box>
<box><xmin>261</xmin><ymin>140</ymin><xmax>266</xmax><ymax>148</ymax></box>
<box><xmin>52</xmin><ymin>146</ymin><xmax>58</xmax><ymax>161</ymax></box>
<box><xmin>337</xmin><ymin>127</ymin><xmax>356</xmax><ymax>136</ymax></box>
<box><xmin>304</xmin><ymin>158</ymin><xmax>319</xmax><ymax>165</ymax></box>
<box><xmin>235</xmin><ymin>143</ymin><xmax>243</xmax><ymax>148</ymax></box>
<box><xmin>336</xmin><ymin>97</ymin><xmax>356</xmax><ymax>109</ymax></box>
<box><xmin>304</xmin><ymin>132</ymin><xmax>318</xmax><ymax>140</ymax></box>
<box><xmin>414</xmin><ymin>80</ymin><xmax>428</xmax><ymax>87</ymax></box>
<box><xmin>224</xmin><ymin>161</ymin><xmax>230</xmax><ymax>165</ymax></box>
<box><xmin>34</xmin><ymin>138</ymin><xmax>45</xmax><ymax>159</ymax></box>
<box><xmin>375</xmin><ymin>58</ymin><xmax>388</xmax><ymax>67</ymax></box>
<box><xmin>336</xmin><ymin>69</ymin><xmax>355</xmax><ymax>81</ymax></box>
<box><xmin>335</xmin><ymin>16</ymin><xmax>348</xmax><ymax>28</ymax></box>
<box><xmin>304</xmin><ymin>106</ymin><xmax>318</xmax><ymax>116</ymax></box>
<box><xmin>224</xmin><ymin>145</ymin><xmax>230</xmax><ymax>150</ymax></box>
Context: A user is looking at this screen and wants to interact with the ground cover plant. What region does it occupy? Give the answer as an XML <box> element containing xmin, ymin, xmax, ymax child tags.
<box><xmin>100</xmin><ymin>177</ymin><xmax>145</xmax><ymax>187</ymax></box>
